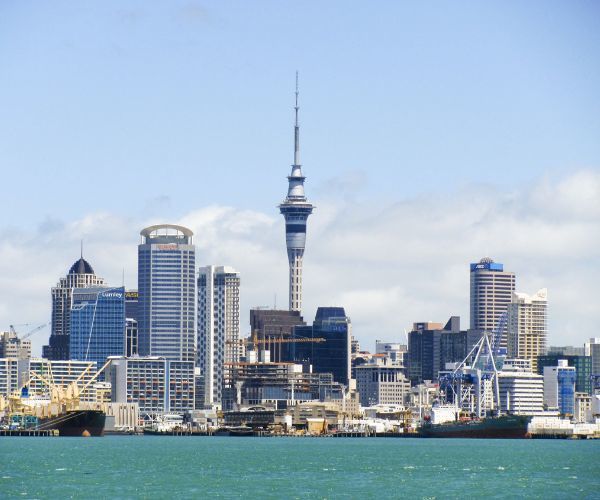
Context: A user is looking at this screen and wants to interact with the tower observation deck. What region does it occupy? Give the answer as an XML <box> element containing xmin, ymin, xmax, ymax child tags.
<box><xmin>279</xmin><ymin>73</ymin><xmax>314</xmax><ymax>312</ymax></box>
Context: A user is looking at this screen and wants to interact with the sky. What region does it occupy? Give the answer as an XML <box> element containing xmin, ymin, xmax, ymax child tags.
<box><xmin>0</xmin><ymin>1</ymin><xmax>599</xmax><ymax>354</ymax></box>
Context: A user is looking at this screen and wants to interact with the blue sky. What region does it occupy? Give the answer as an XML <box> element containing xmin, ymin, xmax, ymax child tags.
<box><xmin>0</xmin><ymin>1</ymin><xmax>599</xmax><ymax>350</ymax></box>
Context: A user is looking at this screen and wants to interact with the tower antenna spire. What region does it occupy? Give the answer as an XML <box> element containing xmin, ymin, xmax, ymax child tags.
<box><xmin>294</xmin><ymin>71</ymin><xmax>300</xmax><ymax>166</ymax></box>
<box><xmin>80</xmin><ymin>239</ymin><xmax>83</xmax><ymax>259</ymax></box>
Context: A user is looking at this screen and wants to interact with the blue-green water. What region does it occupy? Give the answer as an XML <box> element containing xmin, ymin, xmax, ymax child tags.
<box><xmin>1</xmin><ymin>437</ymin><xmax>599</xmax><ymax>498</ymax></box>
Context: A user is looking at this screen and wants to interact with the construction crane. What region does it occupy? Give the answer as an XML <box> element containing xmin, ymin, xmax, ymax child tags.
<box><xmin>226</xmin><ymin>332</ymin><xmax>325</xmax><ymax>349</ymax></box>
<box><xmin>9</xmin><ymin>322</ymin><xmax>49</xmax><ymax>341</ymax></box>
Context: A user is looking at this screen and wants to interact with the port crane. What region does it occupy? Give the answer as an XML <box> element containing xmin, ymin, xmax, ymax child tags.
<box><xmin>9</xmin><ymin>323</ymin><xmax>49</xmax><ymax>341</ymax></box>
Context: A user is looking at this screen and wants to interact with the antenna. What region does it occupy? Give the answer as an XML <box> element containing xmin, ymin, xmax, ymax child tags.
<box><xmin>80</xmin><ymin>240</ymin><xmax>83</xmax><ymax>259</ymax></box>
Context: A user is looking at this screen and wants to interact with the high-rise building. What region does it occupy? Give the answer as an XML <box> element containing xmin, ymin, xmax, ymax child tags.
<box><xmin>69</xmin><ymin>286</ymin><xmax>125</xmax><ymax>366</ymax></box>
<box><xmin>138</xmin><ymin>225</ymin><xmax>196</xmax><ymax>363</ymax></box>
<box><xmin>43</xmin><ymin>256</ymin><xmax>105</xmax><ymax>360</ymax></box>
<box><xmin>507</xmin><ymin>288</ymin><xmax>548</xmax><ymax>372</ymax></box>
<box><xmin>249</xmin><ymin>308</ymin><xmax>306</xmax><ymax>363</ymax></box>
<box><xmin>197</xmin><ymin>265</ymin><xmax>241</xmax><ymax>408</ymax></box>
<box><xmin>292</xmin><ymin>307</ymin><xmax>352</xmax><ymax>387</ymax></box>
<box><xmin>585</xmin><ymin>338</ymin><xmax>600</xmax><ymax>377</ymax></box>
<box><xmin>470</xmin><ymin>257</ymin><xmax>516</xmax><ymax>349</ymax></box>
<box><xmin>407</xmin><ymin>317</ymin><xmax>477</xmax><ymax>384</ymax></box>
<box><xmin>0</xmin><ymin>358</ymin><xmax>28</xmax><ymax>398</ymax></box>
<box><xmin>279</xmin><ymin>75</ymin><xmax>314</xmax><ymax>312</ymax></box>
<box><xmin>0</xmin><ymin>331</ymin><xmax>31</xmax><ymax>359</ymax></box>
<box><xmin>543</xmin><ymin>360</ymin><xmax>576</xmax><ymax>415</ymax></box>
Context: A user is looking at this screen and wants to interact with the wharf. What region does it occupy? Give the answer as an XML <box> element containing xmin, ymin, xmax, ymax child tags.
<box><xmin>0</xmin><ymin>429</ymin><xmax>59</xmax><ymax>437</ymax></box>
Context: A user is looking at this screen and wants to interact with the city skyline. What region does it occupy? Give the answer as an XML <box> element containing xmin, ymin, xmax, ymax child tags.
<box><xmin>1</xmin><ymin>1</ymin><xmax>599</xmax><ymax>353</ymax></box>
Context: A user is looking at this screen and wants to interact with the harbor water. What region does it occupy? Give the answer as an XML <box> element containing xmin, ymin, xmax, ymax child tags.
<box><xmin>1</xmin><ymin>436</ymin><xmax>599</xmax><ymax>498</ymax></box>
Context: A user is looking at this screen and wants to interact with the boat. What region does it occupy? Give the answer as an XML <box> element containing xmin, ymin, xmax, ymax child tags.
<box><xmin>419</xmin><ymin>414</ymin><xmax>532</xmax><ymax>439</ymax></box>
<box><xmin>37</xmin><ymin>410</ymin><xmax>106</xmax><ymax>437</ymax></box>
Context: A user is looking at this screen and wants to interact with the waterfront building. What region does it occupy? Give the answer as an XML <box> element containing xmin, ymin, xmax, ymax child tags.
<box><xmin>249</xmin><ymin>308</ymin><xmax>306</xmax><ymax>363</ymax></box>
<box><xmin>543</xmin><ymin>360</ymin><xmax>576</xmax><ymax>415</ymax></box>
<box><xmin>225</xmin><ymin>361</ymin><xmax>345</xmax><ymax>411</ymax></box>
<box><xmin>28</xmin><ymin>358</ymin><xmax>98</xmax><ymax>402</ymax></box>
<box><xmin>497</xmin><ymin>359</ymin><xmax>544</xmax><ymax>415</ymax></box>
<box><xmin>507</xmin><ymin>288</ymin><xmax>548</xmax><ymax>372</ymax></box>
<box><xmin>279</xmin><ymin>75</ymin><xmax>314</xmax><ymax>313</ymax></box>
<box><xmin>537</xmin><ymin>353</ymin><xmax>592</xmax><ymax>395</ymax></box>
<box><xmin>137</xmin><ymin>225</ymin><xmax>196</xmax><ymax>363</ymax></box>
<box><xmin>292</xmin><ymin>307</ymin><xmax>352</xmax><ymax>387</ymax></box>
<box><xmin>547</xmin><ymin>345</ymin><xmax>584</xmax><ymax>356</ymax></box>
<box><xmin>197</xmin><ymin>265</ymin><xmax>241</xmax><ymax>408</ymax></box>
<box><xmin>69</xmin><ymin>287</ymin><xmax>125</xmax><ymax>366</ymax></box>
<box><xmin>0</xmin><ymin>331</ymin><xmax>31</xmax><ymax>359</ymax></box>
<box><xmin>574</xmin><ymin>392</ymin><xmax>593</xmax><ymax>423</ymax></box>
<box><xmin>125</xmin><ymin>290</ymin><xmax>139</xmax><ymax>357</ymax></box>
<box><xmin>108</xmin><ymin>356</ymin><xmax>194</xmax><ymax>416</ymax></box>
<box><xmin>355</xmin><ymin>358</ymin><xmax>411</xmax><ymax>407</ymax></box>
<box><xmin>470</xmin><ymin>257</ymin><xmax>515</xmax><ymax>349</ymax></box>
<box><xmin>43</xmin><ymin>256</ymin><xmax>105</xmax><ymax>360</ymax></box>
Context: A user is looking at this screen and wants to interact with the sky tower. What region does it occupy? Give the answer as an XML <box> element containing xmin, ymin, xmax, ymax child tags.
<box><xmin>279</xmin><ymin>73</ymin><xmax>314</xmax><ymax>312</ymax></box>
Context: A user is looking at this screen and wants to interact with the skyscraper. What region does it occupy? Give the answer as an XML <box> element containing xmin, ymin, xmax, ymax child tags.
<box><xmin>292</xmin><ymin>307</ymin><xmax>352</xmax><ymax>387</ymax></box>
<box><xmin>69</xmin><ymin>286</ymin><xmax>125</xmax><ymax>366</ymax></box>
<box><xmin>279</xmin><ymin>74</ymin><xmax>314</xmax><ymax>312</ymax></box>
<box><xmin>138</xmin><ymin>225</ymin><xmax>196</xmax><ymax>363</ymax></box>
<box><xmin>507</xmin><ymin>288</ymin><xmax>548</xmax><ymax>372</ymax></box>
<box><xmin>470</xmin><ymin>257</ymin><xmax>516</xmax><ymax>349</ymax></box>
<box><xmin>197</xmin><ymin>265</ymin><xmax>240</xmax><ymax>408</ymax></box>
<box><xmin>43</xmin><ymin>256</ymin><xmax>105</xmax><ymax>360</ymax></box>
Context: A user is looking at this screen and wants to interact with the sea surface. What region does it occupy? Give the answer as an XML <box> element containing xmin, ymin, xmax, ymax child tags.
<box><xmin>1</xmin><ymin>436</ymin><xmax>599</xmax><ymax>499</ymax></box>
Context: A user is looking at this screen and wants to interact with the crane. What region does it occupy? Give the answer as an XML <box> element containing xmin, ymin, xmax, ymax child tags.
<box><xmin>9</xmin><ymin>322</ymin><xmax>49</xmax><ymax>341</ymax></box>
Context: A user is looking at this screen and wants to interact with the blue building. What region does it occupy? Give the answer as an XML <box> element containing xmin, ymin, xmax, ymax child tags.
<box><xmin>69</xmin><ymin>286</ymin><xmax>125</xmax><ymax>367</ymax></box>
<box><xmin>292</xmin><ymin>307</ymin><xmax>351</xmax><ymax>387</ymax></box>
<box><xmin>543</xmin><ymin>360</ymin><xmax>576</xmax><ymax>415</ymax></box>
<box><xmin>138</xmin><ymin>224</ymin><xmax>196</xmax><ymax>363</ymax></box>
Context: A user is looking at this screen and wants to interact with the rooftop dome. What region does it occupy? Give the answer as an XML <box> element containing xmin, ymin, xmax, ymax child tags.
<box><xmin>479</xmin><ymin>257</ymin><xmax>494</xmax><ymax>264</ymax></box>
<box><xmin>68</xmin><ymin>257</ymin><xmax>95</xmax><ymax>275</ymax></box>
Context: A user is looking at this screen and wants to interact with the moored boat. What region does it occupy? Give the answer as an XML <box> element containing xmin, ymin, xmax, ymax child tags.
<box><xmin>419</xmin><ymin>414</ymin><xmax>532</xmax><ymax>439</ymax></box>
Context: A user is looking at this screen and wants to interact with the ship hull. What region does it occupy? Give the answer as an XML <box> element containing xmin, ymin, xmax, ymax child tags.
<box><xmin>420</xmin><ymin>415</ymin><xmax>531</xmax><ymax>439</ymax></box>
<box><xmin>38</xmin><ymin>410</ymin><xmax>106</xmax><ymax>437</ymax></box>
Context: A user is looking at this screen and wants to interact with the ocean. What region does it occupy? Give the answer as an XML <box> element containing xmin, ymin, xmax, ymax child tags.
<box><xmin>1</xmin><ymin>436</ymin><xmax>598</xmax><ymax>498</ymax></box>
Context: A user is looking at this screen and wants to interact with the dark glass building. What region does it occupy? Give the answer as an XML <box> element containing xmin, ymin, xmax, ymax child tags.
<box><xmin>250</xmin><ymin>309</ymin><xmax>306</xmax><ymax>362</ymax></box>
<box><xmin>291</xmin><ymin>307</ymin><xmax>351</xmax><ymax>387</ymax></box>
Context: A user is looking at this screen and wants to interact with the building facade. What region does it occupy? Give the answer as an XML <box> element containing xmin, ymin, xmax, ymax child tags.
<box><xmin>355</xmin><ymin>360</ymin><xmax>411</xmax><ymax>407</ymax></box>
<box><xmin>507</xmin><ymin>288</ymin><xmax>548</xmax><ymax>372</ymax></box>
<box><xmin>292</xmin><ymin>307</ymin><xmax>352</xmax><ymax>387</ymax></box>
<box><xmin>279</xmin><ymin>75</ymin><xmax>314</xmax><ymax>312</ymax></box>
<box><xmin>470</xmin><ymin>257</ymin><xmax>515</xmax><ymax>350</ymax></box>
<box><xmin>69</xmin><ymin>287</ymin><xmax>125</xmax><ymax>366</ymax></box>
<box><xmin>125</xmin><ymin>290</ymin><xmax>139</xmax><ymax>357</ymax></box>
<box><xmin>43</xmin><ymin>257</ymin><xmax>105</xmax><ymax>360</ymax></box>
<box><xmin>108</xmin><ymin>356</ymin><xmax>194</xmax><ymax>416</ymax></box>
<box><xmin>28</xmin><ymin>358</ymin><xmax>99</xmax><ymax>402</ymax></box>
<box><xmin>543</xmin><ymin>360</ymin><xmax>576</xmax><ymax>415</ymax></box>
<box><xmin>197</xmin><ymin>265</ymin><xmax>241</xmax><ymax>408</ymax></box>
<box><xmin>537</xmin><ymin>353</ymin><xmax>592</xmax><ymax>395</ymax></box>
<box><xmin>138</xmin><ymin>225</ymin><xmax>196</xmax><ymax>363</ymax></box>
<box><xmin>249</xmin><ymin>308</ymin><xmax>306</xmax><ymax>363</ymax></box>
<box><xmin>497</xmin><ymin>359</ymin><xmax>544</xmax><ymax>415</ymax></box>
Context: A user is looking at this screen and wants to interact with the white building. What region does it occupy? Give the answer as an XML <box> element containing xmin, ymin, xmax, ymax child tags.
<box><xmin>28</xmin><ymin>358</ymin><xmax>99</xmax><ymax>402</ymax></box>
<box><xmin>375</xmin><ymin>340</ymin><xmax>407</xmax><ymax>365</ymax></box>
<box><xmin>497</xmin><ymin>359</ymin><xmax>544</xmax><ymax>415</ymax></box>
<box><xmin>507</xmin><ymin>288</ymin><xmax>548</xmax><ymax>372</ymax></box>
<box><xmin>108</xmin><ymin>356</ymin><xmax>194</xmax><ymax>417</ymax></box>
<box><xmin>0</xmin><ymin>358</ymin><xmax>29</xmax><ymax>398</ymax></box>
<box><xmin>355</xmin><ymin>359</ymin><xmax>410</xmax><ymax>407</ymax></box>
<box><xmin>197</xmin><ymin>265</ymin><xmax>240</xmax><ymax>408</ymax></box>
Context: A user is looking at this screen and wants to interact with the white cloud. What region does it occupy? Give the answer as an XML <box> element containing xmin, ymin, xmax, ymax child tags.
<box><xmin>1</xmin><ymin>169</ymin><xmax>598</xmax><ymax>354</ymax></box>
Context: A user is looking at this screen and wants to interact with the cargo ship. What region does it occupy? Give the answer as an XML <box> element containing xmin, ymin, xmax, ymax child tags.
<box><xmin>9</xmin><ymin>409</ymin><xmax>106</xmax><ymax>436</ymax></box>
<box><xmin>419</xmin><ymin>415</ymin><xmax>532</xmax><ymax>439</ymax></box>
